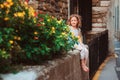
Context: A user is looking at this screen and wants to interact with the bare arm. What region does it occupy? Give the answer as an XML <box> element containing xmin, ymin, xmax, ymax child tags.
<box><xmin>78</xmin><ymin>29</ymin><xmax>83</xmax><ymax>43</ymax></box>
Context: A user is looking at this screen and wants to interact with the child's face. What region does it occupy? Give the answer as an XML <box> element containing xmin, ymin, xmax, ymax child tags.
<box><xmin>70</xmin><ymin>17</ymin><xmax>78</xmax><ymax>27</ymax></box>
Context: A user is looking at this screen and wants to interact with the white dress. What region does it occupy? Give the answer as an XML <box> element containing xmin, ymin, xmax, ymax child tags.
<box><xmin>69</xmin><ymin>26</ymin><xmax>89</xmax><ymax>60</ymax></box>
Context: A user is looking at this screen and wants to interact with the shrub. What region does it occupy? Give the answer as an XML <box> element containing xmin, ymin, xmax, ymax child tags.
<box><xmin>16</xmin><ymin>14</ymin><xmax>78</xmax><ymax>62</ymax></box>
<box><xmin>0</xmin><ymin>0</ymin><xmax>36</xmax><ymax>59</ymax></box>
<box><xmin>0</xmin><ymin>0</ymin><xmax>78</xmax><ymax>69</ymax></box>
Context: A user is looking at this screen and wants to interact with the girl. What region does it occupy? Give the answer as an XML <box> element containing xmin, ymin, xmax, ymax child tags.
<box><xmin>67</xmin><ymin>14</ymin><xmax>89</xmax><ymax>72</ymax></box>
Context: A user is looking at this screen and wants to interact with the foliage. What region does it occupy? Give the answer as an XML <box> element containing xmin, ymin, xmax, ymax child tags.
<box><xmin>17</xmin><ymin>14</ymin><xmax>78</xmax><ymax>61</ymax></box>
<box><xmin>0</xmin><ymin>0</ymin><xmax>36</xmax><ymax>60</ymax></box>
<box><xmin>0</xmin><ymin>0</ymin><xmax>78</xmax><ymax>65</ymax></box>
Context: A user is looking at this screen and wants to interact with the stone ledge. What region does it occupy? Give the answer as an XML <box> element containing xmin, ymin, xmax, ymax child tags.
<box><xmin>0</xmin><ymin>50</ymin><xmax>87</xmax><ymax>80</ymax></box>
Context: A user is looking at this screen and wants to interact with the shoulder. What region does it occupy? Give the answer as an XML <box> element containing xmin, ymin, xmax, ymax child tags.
<box><xmin>78</xmin><ymin>28</ymin><xmax>81</xmax><ymax>32</ymax></box>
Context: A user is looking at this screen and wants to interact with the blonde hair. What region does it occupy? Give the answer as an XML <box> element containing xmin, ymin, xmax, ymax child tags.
<box><xmin>67</xmin><ymin>14</ymin><xmax>82</xmax><ymax>28</ymax></box>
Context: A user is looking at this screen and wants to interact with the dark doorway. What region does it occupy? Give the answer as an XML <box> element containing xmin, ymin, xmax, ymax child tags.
<box><xmin>79</xmin><ymin>0</ymin><xmax>92</xmax><ymax>31</ymax></box>
<box><xmin>70</xmin><ymin>0</ymin><xmax>92</xmax><ymax>31</ymax></box>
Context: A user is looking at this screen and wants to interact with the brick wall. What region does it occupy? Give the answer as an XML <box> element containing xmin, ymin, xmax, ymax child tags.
<box><xmin>28</xmin><ymin>0</ymin><xmax>68</xmax><ymax>20</ymax></box>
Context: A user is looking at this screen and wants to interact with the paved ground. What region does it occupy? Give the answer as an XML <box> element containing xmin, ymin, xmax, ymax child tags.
<box><xmin>99</xmin><ymin>39</ymin><xmax>120</xmax><ymax>80</ymax></box>
<box><xmin>93</xmin><ymin>39</ymin><xmax>120</xmax><ymax>80</ymax></box>
<box><xmin>98</xmin><ymin>56</ymin><xmax>118</xmax><ymax>80</ymax></box>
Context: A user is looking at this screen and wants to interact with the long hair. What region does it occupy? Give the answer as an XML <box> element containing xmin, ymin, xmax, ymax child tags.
<box><xmin>67</xmin><ymin>14</ymin><xmax>82</xmax><ymax>28</ymax></box>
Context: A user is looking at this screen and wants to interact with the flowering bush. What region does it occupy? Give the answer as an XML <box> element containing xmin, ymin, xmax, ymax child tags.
<box><xmin>12</xmin><ymin>14</ymin><xmax>78</xmax><ymax>63</ymax></box>
<box><xmin>18</xmin><ymin>14</ymin><xmax>78</xmax><ymax>61</ymax></box>
<box><xmin>0</xmin><ymin>0</ymin><xmax>78</xmax><ymax>65</ymax></box>
<box><xmin>0</xmin><ymin>0</ymin><xmax>36</xmax><ymax>59</ymax></box>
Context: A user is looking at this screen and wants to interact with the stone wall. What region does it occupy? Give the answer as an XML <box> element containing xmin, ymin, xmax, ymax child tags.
<box><xmin>92</xmin><ymin>1</ymin><xmax>110</xmax><ymax>28</ymax></box>
<box><xmin>28</xmin><ymin>0</ymin><xmax>68</xmax><ymax>20</ymax></box>
<box><xmin>37</xmin><ymin>50</ymin><xmax>84</xmax><ymax>80</ymax></box>
<box><xmin>0</xmin><ymin>50</ymin><xmax>89</xmax><ymax>80</ymax></box>
<box><xmin>92</xmin><ymin>7</ymin><xmax>107</xmax><ymax>28</ymax></box>
<box><xmin>92</xmin><ymin>0</ymin><xmax>114</xmax><ymax>54</ymax></box>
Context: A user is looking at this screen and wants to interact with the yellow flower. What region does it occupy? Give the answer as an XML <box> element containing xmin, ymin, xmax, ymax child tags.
<box><xmin>47</xmin><ymin>19</ymin><xmax>50</xmax><ymax>22</ymax></box>
<box><xmin>59</xmin><ymin>32</ymin><xmax>68</xmax><ymax>38</ymax></box>
<box><xmin>52</xmin><ymin>27</ymin><xmax>55</xmax><ymax>30</ymax></box>
<box><xmin>6</xmin><ymin>10</ymin><xmax>10</xmax><ymax>14</ymax></box>
<box><xmin>57</xmin><ymin>19</ymin><xmax>62</xmax><ymax>24</ymax></box>
<box><xmin>24</xmin><ymin>1</ymin><xmax>28</xmax><ymax>6</ymax></box>
<box><xmin>22</xmin><ymin>11</ymin><xmax>25</xmax><ymax>15</ymax></box>
<box><xmin>17</xmin><ymin>12</ymin><xmax>24</xmax><ymax>17</ymax></box>
<box><xmin>34</xmin><ymin>31</ymin><xmax>38</xmax><ymax>35</ymax></box>
<box><xmin>17</xmin><ymin>13</ymin><xmax>22</xmax><ymax>17</ymax></box>
<box><xmin>28</xmin><ymin>7</ymin><xmax>35</xmax><ymax>17</ymax></box>
<box><xmin>3</xmin><ymin>2</ymin><xmax>8</xmax><ymax>7</ymax></box>
<box><xmin>9</xmin><ymin>2</ymin><xmax>13</xmax><ymax>6</ymax></box>
<box><xmin>14</xmin><ymin>12</ymin><xmax>25</xmax><ymax>18</ymax></box>
<box><xmin>62</xmin><ymin>32</ymin><xmax>66</xmax><ymax>35</ymax></box>
<box><xmin>25</xmin><ymin>6</ymin><xmax>28</xmax><ymax>9</ymax></box>
<box><xmin>2</xmin><ymin>0</ymin><xmax>14</xmax><ymax>8</ymax></box>
<box><xmin>61</xmin><ymin>32</ymin><xmax>68</xmax><ymax>37</ymax></box>
<box><xmin>4</xmin><ymin>17</ymin><xmax>9</xmax><ymax>21</ymax></box>
<box><xmin>6</xmin><ymin>0</ymin><xmax>12</xmax><ymax>3</ymax></box>
<box><xmin>17</xmin><ymin>37</ymin><xmax>21</xmax><ymax>40</ymax></box>
<box><xmin>14</xmin><ymin>13</ymin><xmax>17</xmax><ymax>17</ymax></box>
<box><xmin>71</xmin><ymin>32</ymin><xmax>75</xmax><ymax>38</ymax></box>
<box><xmin>71</xmin><ymin>32</ymin><xmax>74</xmax><ymax>36</ymax></box>
<box><xmin>14</xmin><ymin>36</ymin><xmax>21</xmax><ymax>40</ymax></box>
<box><xmin>14</xmin><ymin>36</ymin><xmax>17</xmax><ymax>40</ymax></box>
<box><xmin>6</xmin><ymin>4</ymin><xmax>11</xmax><ymax>8</ymax></box>
<box><xmin>51</xmin><ymin>27</ymin><xmax>55</xmax><ymax>33</ymax></box>
<box><xmin>41</xmin><ymin>22</ymin><xmax>45</xmax><ymax>26</ymax></box>
<box><xmin>0</xmin><ymin>4</ymin><xmax>4</xmax><ymax>8</ymax></box>
<box><xmin>33</xmin><ymin>18</ymin><xmax>36</xmax><ymax>23</ymax></box>
<box><xmin>9</xmin><ymin>40</ymin><xmax>14</xmax><ymax>44</ymax></box>
<box><xmin>66</xmin><ymin>25</ymin><xmax>70</xmax><ymax>31</ymax></box>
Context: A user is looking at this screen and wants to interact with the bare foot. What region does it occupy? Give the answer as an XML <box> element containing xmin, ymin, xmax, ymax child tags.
<box><xmin>82</xmin><ymin>64</ymin><xmax>89</xmax><ymax>72</ymax></box>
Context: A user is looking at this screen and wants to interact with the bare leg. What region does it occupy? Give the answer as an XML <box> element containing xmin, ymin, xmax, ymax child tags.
<box><xmin>81</xmin><ymin>59</ymin><xmax>89</xmax><ymax>72</ymax></box>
